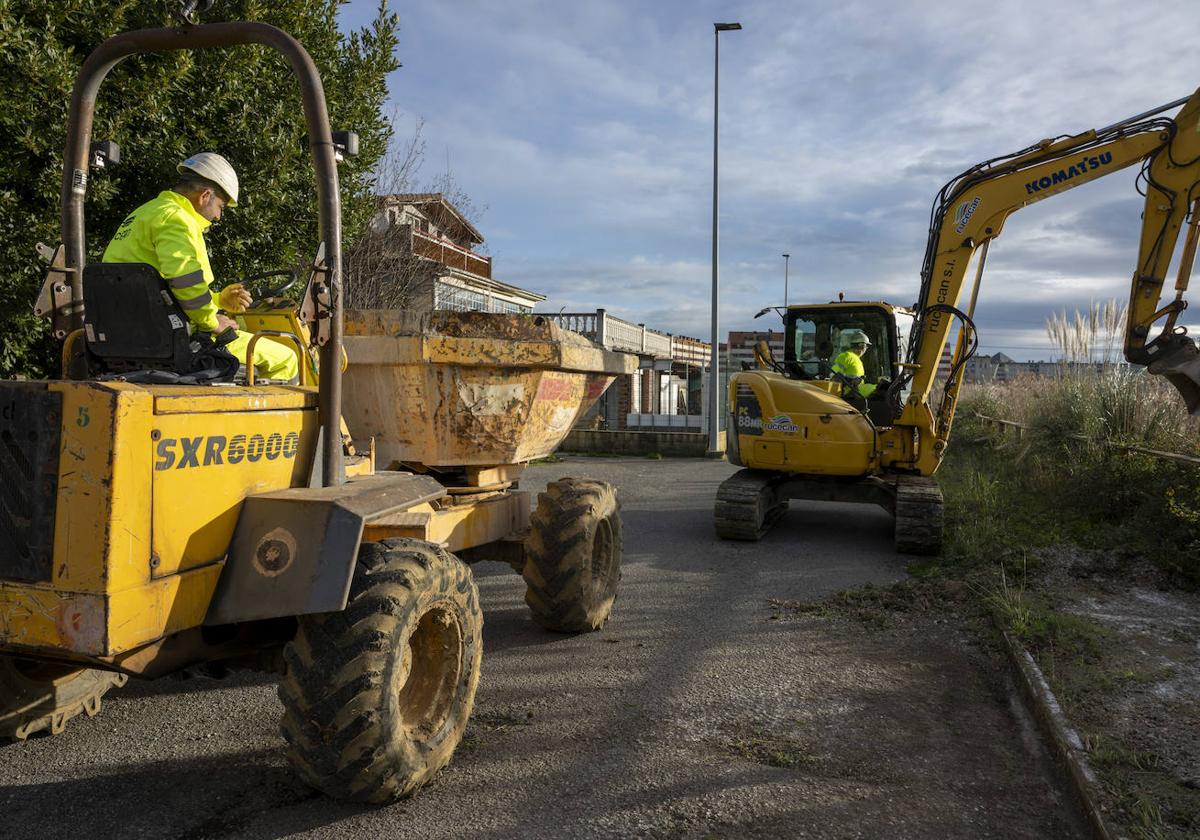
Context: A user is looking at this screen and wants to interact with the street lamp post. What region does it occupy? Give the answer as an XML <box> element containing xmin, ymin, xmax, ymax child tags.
<box><xmin>708</xmin><ymin>21</ymin><xmax>741</xmax><ymax>456</ymax></box>
<box><xmin>782</xmin><ymin>253</ymin><xmax>790</xmax><ymax>308</ymax></box>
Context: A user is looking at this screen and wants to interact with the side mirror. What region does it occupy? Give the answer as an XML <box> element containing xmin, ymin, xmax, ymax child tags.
<box><xmin>89</xmin><ymin>140</ymin><xmax>120</xmax><ymax>169</ymax></box>
<box><xmin>332</xmin><ymin>131</ymin><xmax>360</xmax><ymax>161</ymax></box>
<box><xmin>300</xmin><ymin>132</ymin><xmax>361</xmax><ymax>162</ymax></box>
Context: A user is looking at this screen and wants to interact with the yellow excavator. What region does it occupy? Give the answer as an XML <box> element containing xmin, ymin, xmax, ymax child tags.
<box><xmin>717</xmin><ymin>88</ymin><xmax>1200</xmax><ymax>552</ymax></box>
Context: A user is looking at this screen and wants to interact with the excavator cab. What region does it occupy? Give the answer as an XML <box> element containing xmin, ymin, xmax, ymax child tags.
<box><xmin>784</xmin><ymin>304</ymin><xmax>899</xmax><ymax>387</ymax></box>
<box><xmin>776</xmin><ymin>302</ymin><xmax>914</xmax><ymax>425</ymax></box>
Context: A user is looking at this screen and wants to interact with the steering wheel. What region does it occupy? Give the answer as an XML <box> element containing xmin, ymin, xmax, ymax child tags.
<box><xmin>238</xmin><ymin>269</ymin><xmax>299</xmax><ymax>301</ymax></box>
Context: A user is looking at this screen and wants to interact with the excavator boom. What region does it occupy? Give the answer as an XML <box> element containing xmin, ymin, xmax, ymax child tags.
<box><xmin>899</xmin><ymin>87</ymin><xmax>1200</xmax><ymax>472</ymax></box>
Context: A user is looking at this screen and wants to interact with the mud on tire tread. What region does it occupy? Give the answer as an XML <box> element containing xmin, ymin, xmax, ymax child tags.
<box><xmin>0</xmin><ymin>658</ymin><xmax>127</xmax><ymax>740</ymax></box>
<box><xmin>523</xmin><ymin>478</ymin><xmax>622</xmax><ymax>633</ymax></box>
<box><xmin>278</xmin><ymin>538</ymin><xmax>483</xmax><ymax>803</ymax></box>
<box><xmin>893</xmin><ymin>476</ymin><xmax>944</xmax><ymax>556</ymax></box>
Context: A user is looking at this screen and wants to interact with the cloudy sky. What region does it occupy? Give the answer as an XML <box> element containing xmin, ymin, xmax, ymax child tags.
<box><xmin>340</xmin><ymin>1</ymin><xmax>1198</xmax><ymax>360</ymax></box>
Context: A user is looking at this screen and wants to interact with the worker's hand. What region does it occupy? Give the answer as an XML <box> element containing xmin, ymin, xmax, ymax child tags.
<box><xmin>218</xmin><ymin>283</ymin><xmax>252</xmax><ymax>314</ymax></box>
<box><xmin>876</xmin><ymin>378</ymin><xmax>892</xmax><ymax>392</ymax></box>
<box><xmin>215</xmin><ymin>314</ymin><xmax>240</xmax><ymax>333</ymax></box>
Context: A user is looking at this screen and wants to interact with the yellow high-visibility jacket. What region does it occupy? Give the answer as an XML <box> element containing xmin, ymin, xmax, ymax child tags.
<box><xmin>831</xmin><ymin>350</ymin><xmax>876</xmax><ymax>398</ymax></box>
<box><xmin>102</xmin><ymin>190</ymin><xmax>220</xmax><ymax>332</ymax></box>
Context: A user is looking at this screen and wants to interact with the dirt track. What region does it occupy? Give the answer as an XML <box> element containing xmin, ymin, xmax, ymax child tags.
<box><xmin>0</xmin><ymin>457</ymin><xmax>1083</xmax><ymax>839</ymax></box>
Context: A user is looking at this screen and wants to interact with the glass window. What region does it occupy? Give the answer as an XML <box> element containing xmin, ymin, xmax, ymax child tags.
<box><xmin>434</xmin><ymin>281</ymin><xmax>486</xmax><ymax>312</ymax></box>
<box><xmin>790</xmin><ymin>317</ymin><xmax>820</xmax><ymax>378</ymax></box>
<box><xmin>492</xmin><ymin>298</ymin><xmax>531</xmax><ymax>315</ymax></box>
<box><xmin>893</xmin><ymin>311</ymin><xmax>915</xmax><ymax>404</ymax></box>
<box><xmin>784</xmin><ymin>306</ymin><xmax>894</xmax><ymax>382</ymax></box>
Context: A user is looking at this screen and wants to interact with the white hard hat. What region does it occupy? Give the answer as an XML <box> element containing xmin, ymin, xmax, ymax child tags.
<box><xmin>843</xmin><ymin>329</ymin><xmax>871</xmax><ymax>347</ymax></box>
<box><xmin>178</xmin><ymin>152</ymin><xmax>239</xmax><ymax>206</ymax></box>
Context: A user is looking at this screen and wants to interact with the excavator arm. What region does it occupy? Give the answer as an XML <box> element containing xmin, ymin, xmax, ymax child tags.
<box><xmin>891</xmin><ymin>88</ymin><xmax>1200</xmax><ymax>473</ymax></box>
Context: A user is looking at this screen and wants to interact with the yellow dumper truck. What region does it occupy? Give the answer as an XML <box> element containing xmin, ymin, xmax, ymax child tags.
<box><xmin>0</xmin><ymin>12</ymin><xmax>634</xmax><ymax>803</ymax></box>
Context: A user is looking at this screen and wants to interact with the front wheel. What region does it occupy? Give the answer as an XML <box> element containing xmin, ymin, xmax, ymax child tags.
<box><xmin>0</xmin><ymin>657</ymin><xmax>127</xmax><ymax>740</ymax></box>
<box><xmin>278</xmin><ymin>539</ymin><xmax>483</xmax><ymax>803</ymax></box>
<box><xmin>523</xmin><ymin>478</ymin><xmax>623</xmax><ymax>633</ymax></box>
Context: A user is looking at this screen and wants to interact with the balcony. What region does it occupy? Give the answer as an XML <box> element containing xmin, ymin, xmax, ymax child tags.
<box><xmin>411</xmin><ymin>227</ymin><xmax>492</xmax><ymax>279</ymax></box>
<box><xmin>544</xmin><ymin>310</ymin><xmax>675</xmax><ymax>359</ymax></box>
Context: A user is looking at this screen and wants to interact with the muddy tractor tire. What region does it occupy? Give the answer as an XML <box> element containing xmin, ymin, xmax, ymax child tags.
<box><xmin>278</xmin><ymin>538</ymin><xmax>483</xmax><ymax>803</ymax></box>
<box><xmin>523</xmin><ymin>477</ymin><xmax>623</xmax><ymax>633</ymax></box>
<box><xmin>0</xmin><ymin>657</ymin><xmax>127</xmax><ymax>740</ymax></box>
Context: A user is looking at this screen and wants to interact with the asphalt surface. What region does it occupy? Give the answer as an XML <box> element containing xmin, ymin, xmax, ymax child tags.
<box><xmin>0</xmin><ymin>457</ymin><xmax>1081</xmax><ymax>839</ymax></box>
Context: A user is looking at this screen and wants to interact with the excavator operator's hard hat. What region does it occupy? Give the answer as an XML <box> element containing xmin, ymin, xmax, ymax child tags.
<box><xmin>844</xmin><ymin>329</ymin><xmax>871</xmax><ymax>348</ymax></box>
<box><xmin>178</xmin><ymin>152</ymin><xmax>239</xmax><ymax>207</ymax></box>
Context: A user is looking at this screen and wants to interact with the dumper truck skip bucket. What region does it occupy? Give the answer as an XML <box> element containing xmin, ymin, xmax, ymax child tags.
<box><xmin>338</xmin><ymin>309</ymin><xmax>637</xmax><ymax>640</ymax></box>
<box><xmin>342</xmin><ymin>310</ymin><xmax>637</xmax><ymax>469</ymax></box>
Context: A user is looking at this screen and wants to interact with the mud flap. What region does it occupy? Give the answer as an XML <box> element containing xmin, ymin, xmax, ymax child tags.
<box><xmin>204</xmin><ymin>473</ymin><xmax>446</xmax><ymax>625</ymax></box>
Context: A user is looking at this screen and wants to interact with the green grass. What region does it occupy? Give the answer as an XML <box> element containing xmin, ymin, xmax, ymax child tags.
<box><xmin>934</xmin><ymin>394</ymin><xmax>1199</xmax><ymax>839</ymax></box>
<box><xmin>777</xmin><ymin>374</ymin><xmax>1199</xmax><ymax>838</ymax></box>
<box><xmin>943</xmin><ymin>405</ymin><xmax>1199</xmax><ymax>587</ymax></box>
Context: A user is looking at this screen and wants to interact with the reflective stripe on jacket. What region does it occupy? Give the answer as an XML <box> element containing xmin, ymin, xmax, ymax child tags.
<box><xmin>832</xmin><ymin>350</ymin><xmax>876</xmax><ymax>398</ymax></box>
<box><xmin>102</xmin><ymin>191</ymin><xmax>219</xmax><ymax>332</ymax></box>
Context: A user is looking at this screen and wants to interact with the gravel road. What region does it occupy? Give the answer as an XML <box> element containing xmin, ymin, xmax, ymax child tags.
<box><xmin>0</xmin><ymin>456</ymin><xmax>1082</xmax><ymax>839</ymax></box>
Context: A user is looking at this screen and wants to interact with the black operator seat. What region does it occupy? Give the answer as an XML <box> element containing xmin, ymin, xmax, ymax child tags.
<box><xmin>81</xmin><ymin>262</ymin><xmax>236</xmax><ymax>383</ymax></box>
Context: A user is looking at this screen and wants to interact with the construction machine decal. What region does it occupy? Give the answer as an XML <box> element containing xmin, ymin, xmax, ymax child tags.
<box><xmin>154</xmin><ymin>431</ymin><xmax>301</xmax><ymax>470</ymax></box>
<box><xmin>735</xmin><ymin>383</ymin><xmax>763</xmax><ymax>435</ymax></box>
<box><xmin>953</xmin><ymin>197</ymin><xmax>981</xmax><ymax>233</ymax></box>
<box><xmin>764</xmin><ymin>414</ymin><xmax>800</xmax><ymax>434</ymax></box>
<box><xmin>1024</xmin><ymin>152</ymin><xmax>1113</xmax><ymax>196</ymax></box>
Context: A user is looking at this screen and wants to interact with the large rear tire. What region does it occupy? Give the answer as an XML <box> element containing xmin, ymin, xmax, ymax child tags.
<box><xmin>523</xmin><ymin>478</ymin><xmax>623</xmax><ymax>633</ymax></box>
<box><xmin>278</xmin><ymin>538</ymin><xmax>483</xmax><ymax>803</ymax></box>
<box><xmin>0</xmin><ymin>657</ymin><xmax>127</xmax><ymax>740</ymax></box>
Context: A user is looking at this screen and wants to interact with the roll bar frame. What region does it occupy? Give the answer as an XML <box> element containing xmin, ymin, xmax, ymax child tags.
<box><xmin>60</xmin><ymin>20</ymin><xmax>344</xmax><ymax>485</ymax></box>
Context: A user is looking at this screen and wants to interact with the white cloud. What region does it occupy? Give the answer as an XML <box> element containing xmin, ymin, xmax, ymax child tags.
<box><xmin>346</xmin><ymin>0</ymin><xmax>1200</xmax><ymax>361</ymax></box>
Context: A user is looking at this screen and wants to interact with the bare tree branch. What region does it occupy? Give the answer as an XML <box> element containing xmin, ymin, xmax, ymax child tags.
<box><xmin>344</xmin><ymin>110</ymin><xmax>490</xmax><ymax>309</ymax></box>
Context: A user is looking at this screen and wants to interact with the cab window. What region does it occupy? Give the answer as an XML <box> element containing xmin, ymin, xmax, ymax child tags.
<box><xmin>784</xmin><ymin>307</ymin><xmax>895</xmax><ymax>383</ymax></box>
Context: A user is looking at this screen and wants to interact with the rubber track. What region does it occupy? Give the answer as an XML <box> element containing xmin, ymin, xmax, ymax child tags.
<box><xmin>893</xmin><ymin>476</ymin><xmax>944</xmax><ymax>555</ymax></box>
<box><xmin>714</xmin><ymin>469</ymin><xmax>786</xmax><ymax>541</ymax></box>
<box><xmin>278</xmin><ymin>538</ymin><xmax>482</xmax><ymax>803</ymax></box>
<box><xmin>523</xmin><ymin>478</ymin><xmax>622</xmax><ymax>633</ymax></box>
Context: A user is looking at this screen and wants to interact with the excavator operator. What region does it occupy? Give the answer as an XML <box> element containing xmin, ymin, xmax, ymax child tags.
<box><xmin>831</xmin><ymin>329</ymin><xmax>888</xmax><ymax>400</ymax></box>
<box><xmin>102</xmin><ymin>152</ymin><xmax>299</xmax><ymax>382</ymax></box>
